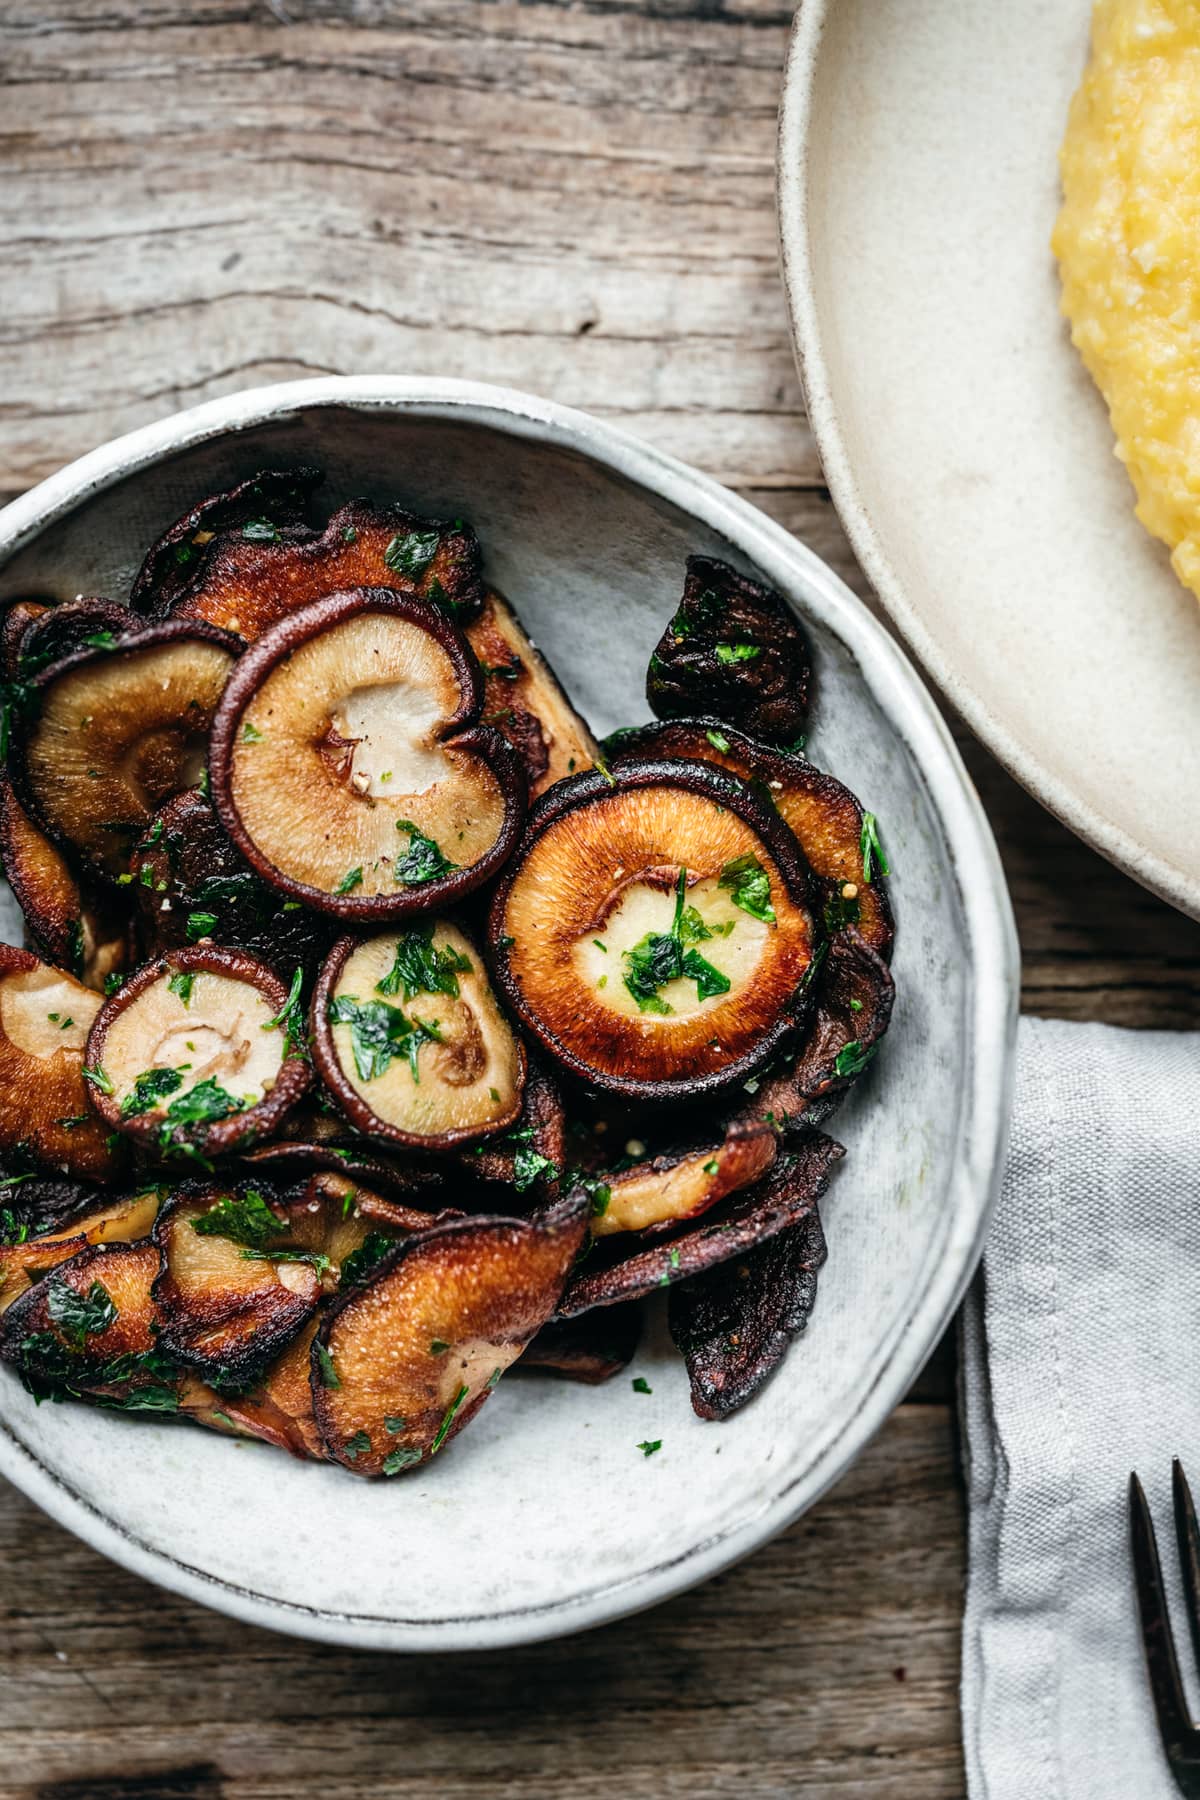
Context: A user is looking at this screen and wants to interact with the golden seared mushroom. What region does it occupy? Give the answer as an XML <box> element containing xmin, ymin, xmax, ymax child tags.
<box><xmin>130</xmin><ymin>466</ymin><xmax>324</xmax><ymax>616</ymax></box>
<box><xmin>85</xmin><ymin>947</ymin><xmax>311</xmax><ymax>1163</ymax></box>
<box><xmin>209</xmin><ymin>589</ymin><xmax>526</xmax><ymax>920</ymax></box>
<box><xmin>0</xmin><ymin>778</ymin><xmax>128</xmax><ymax>990</ymax></box>
<box><xmin>0</xmin><ymin>946</ymin><xmax>123</xmax><ymax>1181</ymax></box>
<box><xmin>312</xmin><ymin>923</ymin><xmax>525</xmax><ymax>1152</ymax></box>
<box><xmin>0</xmin><ymin>1238</ymin><xmax>175</xmax><ymax>1408</ymax></box>
<box><xmin>591</xmin><ymin>1116</ymin><xmax>777</xmax><ymax>1238</ymax></box>
<box><xmin>558</xmin><ymin>1134</ymin><xmax>843</xmax><ymax>1318</ymax></box>
<box><xmin>606</xmin><ymin>718</ymin><xmax>893</xmax><ymax>958</ymax></box>
<box><xmin>465</xmin><ymin>589</ymin><xmax>599</xmax><ymax>797</ymax></box>
<box><xmin>646</xmin><ymin>556</ymin><xmax>812</xmax><ymax>745</ymax></box>
<box><xmin>311</xmin><ymin>1193</ymin><xmax>588</xmax><ymax>1477</ymax></box>
<box><xmin>489</xmin><ymin>759</ymin><xmax>818</xmax><ymax>1102</ymax></box>
<box><xmin>10</xmin><ymin>620</ymin><xmax>239</xmax><ymax>881</ymax></box>
<box><xmin>152</xmin><ymin>489</ymin><xmax>484</xmax><ymax>638</ymax></box>
<box><xmin>0</xmin><ymin>1184</ymin><xmax>161</xmax><ymax>1315</ymax></box>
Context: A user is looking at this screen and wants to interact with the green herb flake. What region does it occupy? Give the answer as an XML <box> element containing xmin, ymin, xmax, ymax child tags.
<box><xmin>823</xmin><ymin>891</ymin><xmax>861</xmax><ymax>934</ymax></box>
<box><xmin>632</xmin><ymin>1376</ymin><xmax>652</xmax><ymax>1395</ymax></box>
<box><xmin>340</xmin><ymin>1231</ymin><xmax>394</xmax><ymax>1289</ymax></box>
<box><xmin>328</xmin><ymin>994</ymin><xmax>441</xmax><ymax>1084</ymax></box>
<box><xmin>120</xmin><ymin>1065</ymin><xmax>184</xmax><ymax>1118</ymax></box>
<box><xmin>835</xmin><ymin>1040</ymin><xmax>877</xmax><ymax>1079</ymax></box>
<box><xmin>47</xmin><ymin>1277</ymin><xmax>116</xmax><ymax>1350</ymax></box>
<box><xmin>241</xmin><ymin>720</ymin><xmax>263</xmax><ymax>743</ymax></box>
<box><xmin>343</xmin><ymin>1430</ymin><xmax>371</xmax><ymax>1461</ymax></box>
<box><xmin>103</xmin><ymin>973</ymin><xmax>124</xmax><ymax>996</ymax></box>
<box><xmin>383</xmin><ymin>528</ymin><xmax>441</xmax><ymax>579</ymax></box>
<box><xmin>242</xmin><ymin>518</ymin><xmax>279</xmax><ymax>543</ymax></box>
<box><xmin>592</xmin><ymin>938</ymin><xmax>608</xmax><ymax>953</ymax></box>
<box><xmin>718</xmin><ymin>853</ymin><xmax>775</xmax><ymax>924</ymax></box>
<box><xmin>705</xmin><ymin>728</ymin><xmax>731</xmax><ymax>753</ymax></box>
<box><xmin>83</xmin><ymin>1064</ymin><xmax>114</xmax><ymax>1096</ymax></box>
<box><xmin>376</xmin><ymin>922</ymin><xmax>471</xmax><ymax>1002</ymax></box>
<box><xmin>342</xmin><ymin>525</ymin><xmax>358</xmax><ymax>544</ymax></box>
<box><xmin>637</xmin><ymin>1438</ymin><xmax>662</xmax><ymax>1458</ymax></box>
<box><xmin>262</xmin><ymin>964</ymin><xmax>305</xmax><ymax>1043</ymax></box>
<box><xmin>382</xmin><ymin>1445</ymin><xmax>422</xmax><ymax>1475</ymax></box>
<box><xmin>430</xmin><ymin>1382</ymin><xmax>469</xmax><ymax>1454</ymax></box>
<box><xmin>849</xmin><ymin>997</ymin><xmax>864</xmax><ymax>1013</ymax></box>
<box><xmin>315</xmin><ymin>1341</ymin><xmax>341</xmax><ymax>1389</ymax></box>
<box><xmin>334</xmin><ymin>866</ymin><xmax>363</xmax><ymax>895</ymax></box>
<box><xmin>859</xmin><ymin>812</ymin><xmax>890</xmax><ymax>884</ymax></box>
<box><xmin>185</xmin><ymin>910</ymin><xmax>218</xmax><ymax>942</ymax></box>
<box><xmin>430</xmin><ymin>1338</ymin><xmax>450</xmax><ymax>1356</ymax></box>
<box><xmin>703</xmin><ymin>1158</ymin><xmax>719</xmax><ymax>1176</ymax></box>
<box><xmin>167</xmin><ymin>971</ymin><xmax>195</xmax><ymax>1007</ymax></box>
<box><xmin>192</xmin><ymin>1187</ymin><xmax>282</xmax><ymax>1250</ymax></box>
<box><xmin>714</xmin><ymin>642</ymin><xmax>762</xmax><ymax>665</ymax></box>
<box><xmin>384</xmin><ymin>1414</ymin><xmax>407</xmax><ymax>1434</ymax></box>
<box><xmin>394</xmin><ymin>820</ymin><xmax>457</xmax><ymax>886</ymax></box>
<box><xmin>622</xmin><ymin>866</ymin><xmax>730</xmax><ymax>1012</ymax></box>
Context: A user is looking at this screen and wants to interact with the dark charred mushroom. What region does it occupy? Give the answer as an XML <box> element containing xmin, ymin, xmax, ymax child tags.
<box><xmin>10</xmin><ymin>620</ymin><xmax>239</xmax><ymax>881</ymax></box>
<box><xmin>605</xmin><ymin>717</ymin><xmax>893</xmax><ymax>958</ymax></box>
<box><xmin>85</xmin><ymin>946</ymin><xmax>312</xmax><ymax>1162</ymax></box>
<box><xmin>455</xmin><ymin>1052</ymin><xmax>564</xmax><ymax>1192</ymax></box>
<box><xmin>1</xmin><ymin>599</ymin><xmax>48</xmax><ymax>679</ymax></box>
<box><xmin>16</xmin><ymin>597</ymin><xmax>143</xmax><ymax>675</ymax></box>
<box><xmin>311</xmin><ymin>1193</ymin><xmax>588</xmax><ymax>1476</ymax></box>
<box><xmin>557</xmin><ymin>1133</ymin><xmax>842</xmax><ymax>1317</ymax></box>
<box><xmin>0</xmin><ymin>777</ymin><xmax>129</xmax><ymax>989</ymax></box>
<box><xmin>0</xmin><ymin>946</ymin><xmax>123</xmax><ymax>1182</ymax></box>
<box><xmin>239</xmin><ymin>1137</ymin><xmax>449</xmax><ymax>1205</ymax></box>
<box><xmin>464</xmin><ymin>589</ymin><xmax>599</xmax><ymax>797</ymax></box>
<box><xmin>591</xmin><ymin>1116</ymin><xmax>777</xmax><ymax>1238</ymax></box>
<box><xmin>0</xmin><ymin>1238</ymin><xmax>171</xmax><ymax>1407</ymax></box>
<box><xmin>0</xmin><ymin>1185</ymin><xmax>161</xmax><ymax>1316</ymax></box>
<box><xmin>128</xmin><ymin>789</ymin><xmax>331</xmax><ymax>977</ymax></box>
<box><xmin>488</xmin><ymin>759</ymin><xmax>818</xmax><ymax>1102</ymax></box>
<box><xmin>130</xmin><ymin>466</ymin><xmax>324</xmax><ymax>615</ymax></box>
<box><xmin>209</xmin><ymin>588</ymin><xmax>526</xmax><ymax>920</ymax></box>
<box><xmin>646</xmin><ymin>557</ymin><xmax>812</xmax><ymax>744</ymax></box>
<box><xmin>517</xmin><ymin>1304</ymin><xmax>644</xmax><ymax>1385</ymax></box>
<box><xmin>155</xmin><ymin>492</ymin><xmax>484</xmax><ymax>637</ymax></box>
<box><xmin>668</xmin><ymin>1206</ymin><xmax>827</xmax><ymax>1420</ymax></box>
<box><xmin>312</xmin><ymin>923</ymin><xmax>526</xmax><ymax>1151</ymax></box>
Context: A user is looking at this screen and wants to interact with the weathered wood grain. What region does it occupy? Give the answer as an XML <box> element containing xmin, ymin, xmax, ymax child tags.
<box><xmin>0</xmin><ymin>1</ymin><xmax>1196</xmax><ymax>1794</ymax></box>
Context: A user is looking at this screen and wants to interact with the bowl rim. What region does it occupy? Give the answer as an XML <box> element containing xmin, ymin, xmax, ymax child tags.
<box><xmin>776</xmin><ymin>0</ymin><xmax>1200</xmax><ymax>923</ymax></box>
<box><xmin>0</xmin><ymin>375</ymin><xmax>1018</xmax><ymax>1651</ymax></box>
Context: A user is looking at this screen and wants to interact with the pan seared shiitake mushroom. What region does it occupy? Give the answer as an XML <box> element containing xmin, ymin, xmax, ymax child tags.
<box><xmin>489</xmin><ymin>758</ymin><xmax>818</xmax><ymax>1102</ymax></box>
<box><xmin>646</xmin><ymin>557</ymin><xmax>812</xmax><ymax>745</ymax></box>
<box><xmin>10</xmin><ymin>620</ymin><xmax>239</xmax><ymax>881</ymax></box>
<box><xmin>209</xmin><ymin>589</ymin><xmax>526</xmax><ymax>920</ymax></box>
<box><xmin>130</xmin><ymin>466</ymin><xmax>324</xmax><ymax>616</ymax></box>
<box><xmin>591</xmin><ymin>1116</ymin><xmax>777</xmax><ymax>1238</ymax></box>
<box><xmin>0</xmin><ymin>1185</ymin><xmax>161</xmax><ymax>1316</ymax></box>
<box><xmin>0</xmin><ymin>946</ymin><xmax>123</xmax><ymax>1182</ymax></box>
<box><xmin>312</xmin><ymin>922</ymin><xmax>525</xmax><ymax>1151</ymax></box>
<box><xmin>465</xmin><ymin>589</ymin><xmax>599</xmax><ymax>797</ymax></box>
<box><xmin>85</xmin><ymin>946</ymin><xmax>311</xmax><ymax>1163</ymax></box>
<box><xmin>0</xmin><ymin>777</ymin><xmax>128</xmax><ymax>989</ymax></box>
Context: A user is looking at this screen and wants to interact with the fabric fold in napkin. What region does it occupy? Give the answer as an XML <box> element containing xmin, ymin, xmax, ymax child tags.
<box><xmin>961</xmin><ymin>1015</ymin><xmax>1199</xmax><ymax>1800</ymax></box>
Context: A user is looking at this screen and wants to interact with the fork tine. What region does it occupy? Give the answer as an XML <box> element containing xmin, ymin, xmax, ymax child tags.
<box><xmin>1131</xmin><ymin>1471</ymin><xmax>1196</xmax><ymax>1755</ymax></box>
<box><xmin>1172</xmin><ymin>1459</ymin><xmax>1200</xmax><ymax>1682</ymax></box>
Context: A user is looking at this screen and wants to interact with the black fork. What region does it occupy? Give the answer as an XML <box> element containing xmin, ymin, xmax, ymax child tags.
<box><xmin>1130</xmin><ymin>1460</ymin><xmax>1200</xmax><ymax>1798</ymax></box>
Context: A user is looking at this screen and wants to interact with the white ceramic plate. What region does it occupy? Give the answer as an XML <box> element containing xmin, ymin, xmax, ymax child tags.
<box><xmin>779</xmin><ymin>0</ymin><xmax>1200</xmax><ymax>921</ymax></box>
<box><xmin>0</xmin><ymin>378</ymin><xmax>1016</xmax><ymax>1650</ymax></box>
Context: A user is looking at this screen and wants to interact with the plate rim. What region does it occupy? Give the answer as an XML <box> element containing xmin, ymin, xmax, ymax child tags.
<box><xmin>0</xmin><ymin>374</ymin><xmax>1018</xmax><ymax>1651</ymax></box>
<box><xmin>777</xmin><ymin>0</ymin><xmax>1200</xmax><ymax>925</ymax></box>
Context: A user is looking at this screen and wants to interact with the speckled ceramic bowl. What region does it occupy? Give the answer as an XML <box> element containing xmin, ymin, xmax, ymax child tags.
<box><xmin>0</xmin><ymin>378</ymin><xmax>1017</xmax><ymax>1650</ymax></box>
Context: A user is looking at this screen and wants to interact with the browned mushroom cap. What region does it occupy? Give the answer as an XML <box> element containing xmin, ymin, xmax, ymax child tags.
<box><xmin>646</xmin><ymin>556</ymin><xmax>812</xmax><ymax>744</ymax></box>
<box><xmin>733</xmin><ymin>929</ymin><xmax>895</xmax><ymax>1140</ymax></box>
<box><xmin>0</xmin><ymin>946</ymin><xmax>123</xmax><ymax>1182</ymax></box>
<box><xmin>130</xmin><ymin>466</ymin><xmax>324</xmax><ymax>615</ymax></box>
<box><xmin>0</xmin><ymin>1238</ymin><xmax>168</xmax><ymax>1405</ymax></box>
<box><xmin>239</xmin><ymin>1137</ymin><xmax>449</xmax><ymax>1206</ymax></box>
<box><xmin>10</xmin><ymin>620</ymin><xmax>239</xmax><ymax>882</ymax></box>
<box><xmin>312</xmin><ymin>1193</ymin><xmax>588</xmax><ymax>1476</ymax></box>
<box><xmin>199</xmin><ymin>1317</ymin><xmax>324</xmax><ymax>1459</ymax></box>
<box><xmin>557</xmin><ymin>1133</ymin><xmax>842</xmax><ymax>1317</ymax></box>
<box><xmin>668</xmin><ymin>1207</ymin><xmax>827</xmax><ymax>1420</ymax></box>
<box><xmin>0</xmin><ymin>776</ymin><xmax>129</xmax><ymax>990</ymax></box>
<box><xmin>85</xmin><ymin>946</ymin><xmax>311</xmax><ymax>1162</ymax></box>
<box><xmin>488</xmin><ymin>759</ymin><xmax>818</xmax><ymax>1102</ymax></box>
<box><xmin>312</xmin><ymin>924</ymin><xmax>525</xmax><ymax>1152</ymax></box>
<box><xmin>591</xmin><ymin>1116</ymin><xmax>777</xmax><ymax>1238</ymax></box>
<box><xmin>16</xmin><ymin>598</ymin><xmax>143</xmax><ymax>675</ymax></box>
<box><xmin>159</xmin><ymin>494</ymin><xmax>485</xmax><ymax>638</ymax></box>
<box><xmin>0</xmin><ymin>1185</ymin><xmax>161</xmax><ymax>1316</ymax></box>
<box><xmin>516</xmin><ymin>1303</ymin><xmax>643</xmax><ymax>1385</ymax></box>
<box><xmin>1</xmin><ymin>599</ymin><xmax>49</xmax><ymax>677</ymax></box>
<box><xmin>209</xmin><ymin>588</ymin><xmax>526</xmax><ymax>919</ymax></box>
<box><xmin>464</xmin><ymin>589</ymin><xmax>599</xmax><ymax>797</ymax></box>
<box><xmin>605</xmin><ymin>718</ymin><xmax>893</xmax><ymax>959</ymax></box>
<box><xmin>128</xmin><ymin>790</ymin><xmax>331</xmax><ymax>977</ymax></box>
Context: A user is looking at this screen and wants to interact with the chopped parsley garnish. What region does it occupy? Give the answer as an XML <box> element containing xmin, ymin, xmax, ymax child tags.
<box><xmin>382</xmin><ymin>1445</ymin><xmax>422</xmax><ymax>1475</ymax></box>
<box><xmin>430</xmin><ymin>1339</ymin><xmax>450</xmax><ymax>1355</ymax></box>
<box><xmin>192</xmin><ymin>1187</ymin><xmax>282</xmax><ymax>1250</ymax></box>
<box><xmin>718</xmin><ymin>853</ymin><xmax>775</xmax><ymax>924</ymax></box>
<box><xmin>705</xmin><ymin>728</ymin><xmax>731</xmax><ymax>753</ymax></box>
<box><xmin>859</xmin><ymin>811</ymin><xmax>889</xmax><ymax>884</ymax></box>
<box><xmin>376</xmin><ymin>922</ymin><xmax>471</xmax><ymax>1002</ymax></box>
<box><xmin>83</xmin><ymin>630</ymin><xmax>117</xmax><ymax>650</ymax></box>
<box><xmin>66</xmin><ymin>918</ymin><xmax>85</xmax><ymax>977</ymax></box>
<box><xmin>120</xmin><ymin>1066</ymin><xmax>184</xmax><ymax>1117</ymax></box>
<box><xmin>501</xmin><ymin>1127</ymin><xmax>559</xmax><ymax>1192</ymax></box>
<box><xmin>849</xmin><ymin>997</ymin><xmax>863</xmax><ymax>1013</ymax></box>
<box><xmin>622</xmin><ymin>867</ymin><xmax>731</xmax><ymax>1014</ymax></box>
<box><xmin>157</xmin><ymin>1079</ymin><xmax>249</xmax><ymax>1158</ymax></box>
<box><xmin>343</xmin><ymin>1430</ymin><xmax>371</xmax><ymax>1461</ymax></box>
<box><xmin>384</xmin><ymin>1414</ymin><xmax>407</xmax><ymax>1433</ymax></box>
<box><xmin>241</xmin><ymin>720</ymin><xmax>263</xmax><ymax>743</ymax></box>
<box><xmin>262</xmin><ymin>964</ymin><xmax>305</xmax><ymax>1045</ymax></box>
<box><xmin>167</xmin><ymin>971</ymin><xmax>195</xmax><ymax>1007</ymax></box>
<box><xmin>334</xmin><ymin>866</ymin><xmax>363</xmax><ymax>895</ymax></box>
<box><xmin>103</xmin><ymin>973</ymin><xmax>125</xmax><ymax>997</ymax></box>
<box><xmin>83</xmin><ymin>1064</ymin><xmax>114</xmax><ymax>1095</ymax></box>
<box><xmin>242</xmin><ymin>518</ymin><xmax>279</xmax><ymax>542</ymax></box>
<box><xmin>823</xmin><ymin>891</ymin><xmax>861</xmax><ymax>934</ymax></box>
<box><xmin>714</xmin><ymin>642</ymin><xmax>762</xmax><ymax>665</ymax></box>
<box><xmin>431</xmin><ymin>1383</ymin><xmax>469</xmax><ymax>1454</ymax></box>
<box><xmin>339</xmin><ymin>1231</ymin><xmax>394</xmax><ymax>1288</ymax></box>
<box><xmin>47</xmin><ymin>1277</ymin><xmax>116</xmax><ymax>1350</ymax></box>
<box><xmin>703</xmin><ymin>1158</ymin><xmax>719</xmax><ymax>1176</ymax></box>
<box><xmin>583</xmin><ymin>1176</ymin><xmax>611</xmax><ymax>1217</ymax></box>
<box><xmin>186</xmin><ymin>909</ymin><xmax>218</xmax><ymax>942</ymax></box>
<box><xmin>834</xmin><ymin>1040</ymin><xmax>877</xmax><ymax>1079</ymax></box>
<box><xmin>637</xmin><ymin>1439</ymin><xmax>662</xmax><ymax>1457</ymax></box>
<box><xmin>327</xmin><ymin>994</ymin><xmax>442</xmax><ymax>1083</ymax></box>
<box><xmin>383</xmin><ymin>528</ymin><xmax>441</xmax><ymax>578</ymax></box>
<box><xmin>342</xmin><ymin>524</ymin><xmax>358</xmax><ymax>544</ymax></box>
<box><xmin>314</xmin><ymin>1341</ymin><xmax>341</xmax><ymax>1389</ymax></box>
<box><xmin>241</xmin><ymin>1247</ymin><xmax>330</xmax><ymax>1276</ymax></box>
<box><xmin>394</xmin><ymin>820</ymin><xmax>457</xmax><ymax>886</ymax></box>
<box><xmin>632</xmin><ymin>1377</ymin><xmax>652</xmax><ymax>1395</ymax></box>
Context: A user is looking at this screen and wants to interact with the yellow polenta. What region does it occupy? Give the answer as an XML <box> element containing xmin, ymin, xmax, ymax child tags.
<box><xmin>1054</xmin><ymin>0</ymin><xmax>1200</xmax><ymax>601</ymax></box>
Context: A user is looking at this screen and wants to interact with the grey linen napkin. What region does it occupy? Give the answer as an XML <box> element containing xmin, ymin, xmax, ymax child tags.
<box><xmin>960</xmin><ymin>1015</ymin><xmax>1200</xmax><ymax>1800</ymax></box>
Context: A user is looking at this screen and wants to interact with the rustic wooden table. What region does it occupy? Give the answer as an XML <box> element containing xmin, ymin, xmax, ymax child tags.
<box><xmin>1</xmin><ymin>5</ymin><xmax>1197</xmax><ymax>1797</ymax></box>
